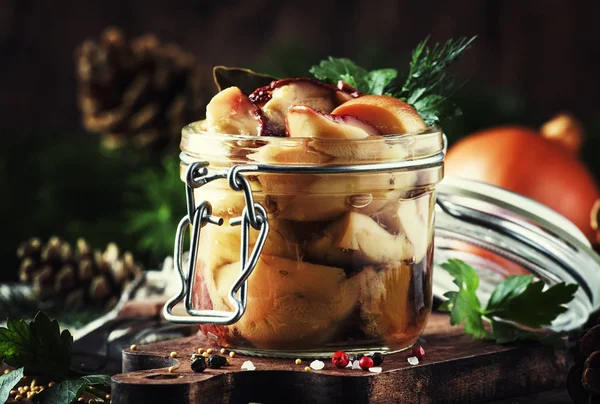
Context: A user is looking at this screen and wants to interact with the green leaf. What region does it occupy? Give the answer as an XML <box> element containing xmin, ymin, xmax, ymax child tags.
<box><xmin>491</xmin><ymin>321</ymin><xmax>566</xmax><ymax>347</ymax></box>
<box><xmin>487</xmin><ymin>281</ymin><xmax>578</xmax><ymax>329</ymax></box>
<box><xmin>213</xmin><ymin>66</ymin><xmax>277</xmax><ymax>95</ymax></box>
<box><xmin>449</xmin><ymin>290</ymin><xmax>488</xmax><ymax>339</ymax></box>
<box><xmin>486</xmin><ymin>275</ymin><xmax>534</xmax><ymax>312</ymax></box>
<box><xmin>366</xmin><ymin>69</ymin><xmax>397</xmax><ymax>95</ymax></box>
<box><xmin>33</xmin><ymin>374</ymin><xmax>111</xmax><ymax>404</ymax></box>
<box><xmin>0</xmin><ymin>312</ymin><xmax>73</xmax><ymax>380</ymax></box>
<box><xmin>440</xmin><ymin>259</ymin><xmax>479</xmax><ymax>291</ymax></box>
<box><xmin>309</xmin><ymin>57</ymin><xmax>369</xmax><ymax>91</ymax></box>
<box><xmin>439</xmin><ymin>259</ymin><xmax>488</xmax><ymax>339</ymax></box>
<box><xmin>438</xmin><ymin>259</ymin><xmax>577</xmax><ymax>344</ymax></box>
<box><xmin>386</xmin><ymin>35</ymin><xmax>476</xmax><ymax>122</ymax></box>
<box><xmin>0</xmin><ymin>367</ymin><xmax>24</xmax><ymax>403</ymax></box>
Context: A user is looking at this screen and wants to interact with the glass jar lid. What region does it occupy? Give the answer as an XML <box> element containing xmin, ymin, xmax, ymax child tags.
<box><xmin>433</xmin><ymin>176</ymin><xmax>600</xmax><ymax>332</ymax></box>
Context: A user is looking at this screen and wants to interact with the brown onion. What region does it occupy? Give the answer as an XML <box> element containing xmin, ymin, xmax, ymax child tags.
<box><xmin>445</xmin><ymin>117</ymin><xmax>599</xmax><ymax>242</ymax></box>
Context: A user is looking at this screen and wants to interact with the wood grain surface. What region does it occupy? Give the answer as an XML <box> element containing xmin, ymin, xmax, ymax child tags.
<box><xmin>111</xmin><ymin>313</ymin><xmax>572</xmax><ymax>404</ymax></box>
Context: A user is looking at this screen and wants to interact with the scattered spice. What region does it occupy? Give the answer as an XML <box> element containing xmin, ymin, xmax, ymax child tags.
<box><xmin>197</xmin><ymin>347</ymin><xmax>205</xmax><ymax>354</ymax></box>
<box><xmin>130</xmin><ymin>344</ymin><xmax>137</xmax><ymax>350</ymax></box>
<box><xmin>407</xmin><ymin>356</ymin><xmax>419</xmax><ymax>365</ymax></box>
<box><xmin>15</xmin><ymin>395</ymin><xmax>23</xmax><ymax>401</ymax></box>
<box><xmin>371</xmin><ymin>352</ymin><xmax>384</xmax><ymax>366</ymax></box>
<box><xmin>229</xmin><ymin>351</ymin><xmax>236</xmax><ymax>358</ymax></box>
<box><xmin>202</xmin><ymin>352</ymin><xmax>209</xmax><ymax>358</ymax></box>
<box><xmin>304</xmin><ymin>366</ymin><xmax>311</xmax><ymax>372</ymax></box>
<box><xmin>359</xmin><ymin>356</ymin><xmax>374</xmax><ymax>371</ymax></box>
<box><xmin>411</xmin><ymin>345</ymin><xmax>425</xmax><ymax>360</ymax></box>
<box><xmin>3</xmin><ymin>369</ymin><xmax>10</xmax><ymax>374</ymax></box>
<box><xmin>331</xmin><ymin>351</ymin><xmax>350</xmax><ymax>368</ymax></box>
<box><xmin>48</xmin><ymin>381</ymin><xmax>55</xmax><ymax>387</ymax></box>
<box><xmin>170</xmin><ymin>351</ymin><xmax>178</xmax><ymax>358</ymax></box>
<box><xmin>220</xmin><ymin>348</ymin><xmax>226</xmax><ymax>354</ymax></box>
<box><xmin>295</xmin><ymin>359</ymin><xmax>302</xmax><ymax>365</ymax></box>
<box><xmin>207</xmin><ymin>355</ymin><xmax>227</xmax><ymax>369</ymax></box>
<box><xmin>168</xmin><ymin>364</ymin><xmax>180</xmax><ymax>373</ymax></box>
<box><xmin>9</xmin><ymin>390</ymin><xmax>16</xmax><ymax>396</ymax></box>
<box><xmin>191</xmin><ymin>356</ymin><xmax>207</xmax><ymax>373</ymax></box>
<box><xmin>206</xmin><ymin>348</ymin><xmax>214</xmax><ymax>354</ymax></box>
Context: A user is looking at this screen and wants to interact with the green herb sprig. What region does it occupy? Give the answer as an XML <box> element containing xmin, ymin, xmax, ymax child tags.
<box><xmin>309</xmin><ymin>36</ymin><xmax>476</xmax><ymax>123</ymax></box>
<box><xmin>439</xmin><ymin>259</ymin><xmax>578</xmax><ymax>344</ymax></box>
<box><xmin>0</xmin><ymin>312</ymin><xmax>73</xmax><ymax>380</ymax></box>
<box><xmin>0</xmin><ymin>312</ymin><xmax>110</xmax><ymax>403</ymax></box>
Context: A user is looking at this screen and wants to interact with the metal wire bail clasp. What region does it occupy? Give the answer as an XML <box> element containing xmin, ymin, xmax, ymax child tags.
<box><xmin>162</xmin><ymin>161</ymin><xmax>269</xmax><ymax>325</ymax></box>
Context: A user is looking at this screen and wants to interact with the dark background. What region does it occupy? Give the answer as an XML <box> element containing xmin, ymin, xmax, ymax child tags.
<box><xmin>1</xmin><ymin>0</ymin><xmax>600</xmax><ymax>280</ymax></box>
<box><xmin>2</xmin><ymin>0</ymin><xmax>600</xmax><ymax>130</ymax></box>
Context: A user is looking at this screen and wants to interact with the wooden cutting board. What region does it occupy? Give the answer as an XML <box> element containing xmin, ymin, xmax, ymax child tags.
<box><xmin>111</xmin><ymin>313</ymin><xmax>572</xmax><ymax>404</ymax></box>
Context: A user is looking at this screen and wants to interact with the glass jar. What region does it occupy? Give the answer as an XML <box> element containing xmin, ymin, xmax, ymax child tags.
<box><xmin>165</xmin><ymin>121</ymin><xmax>445</xmax><ymax>357</ymax></box>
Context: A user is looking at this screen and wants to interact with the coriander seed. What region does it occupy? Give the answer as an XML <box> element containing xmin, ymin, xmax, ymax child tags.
<box><xmin>295</xmin><ymin>359</ymin><xmax>302</xmax><ymax>365</ymax></box>
<box><xmin>48</xmin><ymin>381</ymin><xmax>56</xmax><ymax>387</ymax></box>
<box><xmin>15</xmin><ymin>395</ymin><xmax>23</xmax><ymax>401</ymax></box>
<box><xmin>130</xmin><ymin>344</ymin><xmax>137</xmax><ymax>350</ymax></box>
<box><xmin>3</xmin><ymin>369</ymin><xmax>10</xmax><ymax>374</ymax></box>
<box><xmin>220</xmin><ymin>348</ymin><xmax>226</xmax><ymax>354</ymax></box>
<box><xmin>229</xmin><ymin>351</ymin><xmax>236</xmax><ymax>358</ymax></box>
<box><xmin>197</xmin><ymin>347</ymin><xmax>204</xmax><ymax>354</ymax></box>
<box><xmin>206</xmin><ymin>348</ymin><xmax>213</xmax><ymax>354</ymax></box>
<box><xmin>202</xmin><ymin>352</ymin><xmax>209</xmax><ymax>358</ymax></box>
<box><xmin>9</xmin><ymin>390</ymin><xmax>16</xmax><ymax>396</ymax></box>
<box><xmin>170</xmin><ymin>351</ymin><xmax>178</xmax><ymax>358</ymax></box>
<box><xmin>304</xmin><ymin>366</ymin><xmax>311</xmax><ymax>372</ymax></box>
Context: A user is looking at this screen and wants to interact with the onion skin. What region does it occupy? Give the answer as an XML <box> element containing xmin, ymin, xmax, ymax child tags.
<box><xmin>445</xmin><ymin>126</ymin><xmax>600</xmax><ymax>241</ymax></box>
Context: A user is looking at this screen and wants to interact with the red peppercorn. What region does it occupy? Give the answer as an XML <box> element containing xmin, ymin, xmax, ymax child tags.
<box><xmin>358</xmin><ymin>356</ymin><xmax>374</xmax><ymax>371</ymax></box>
<box><xmin>331</xmin><ymin>351</ymin><xmax>350</xmax><ymax>368</ymax></box>
<box><xmin>411</xmin><ymin>345</ymin><xmax>425</xmax><ymax>360</ymax></box>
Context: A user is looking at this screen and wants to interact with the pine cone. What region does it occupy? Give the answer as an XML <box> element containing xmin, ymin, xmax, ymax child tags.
<box><xmin>75</xmin><ymin>27</ymin><xmax>213</xmax><ymax>150</ymax></box>
<box><xmin>568</xmin><ymin>315</ymin><xmax>600</xmax><ymax>403</ymax></box>
<box><xmin>17</xmin><ymin>237</ymin><xmax>143</xmax><ymax>311</ymax></box>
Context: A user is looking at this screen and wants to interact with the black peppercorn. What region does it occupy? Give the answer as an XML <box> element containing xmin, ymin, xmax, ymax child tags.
<box><xmin>207</xmin><ymin>354</ymin><xmax>227</xmax><ymax>369</ymax></box>
<box><xmin>371</xmin><ymin>352</ymin><xmax>384</xmax><ymax>366</ymax></box>
<box><xmin>191</xmin><ymin>356</ymin><xmax>207</xmax><ymax>373</ymax></box>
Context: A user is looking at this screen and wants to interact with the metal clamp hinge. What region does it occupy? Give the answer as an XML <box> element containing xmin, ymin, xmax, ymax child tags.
<box><xmin>163</xmin><ymin>162</ymin><xmax>269</xmax><ymax>325</ymax></box>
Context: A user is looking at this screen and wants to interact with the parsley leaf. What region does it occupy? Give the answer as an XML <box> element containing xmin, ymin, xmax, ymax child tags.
<box><xmin>440</xmin><ymin>259</ymin><xmax>488</xmax><ymax>338</ymax></box>
<box><xmin>33</xmin><ymin>374</ymin><xmax>111</xmax><ymax>404</ymax></box>
<box><xmin>0</xmin><ymin>312</ymin><xmax>73</xmax><ymax>380</ymax></box>
<box><xmin>485</xmin><ymin>280</ymin><xmax>579</xmax><ymax>329</ymax></box>
<box><xmin>0</xmin><ymin>367</ymin><xmax>24</xmax><ymax>403</ymax></box>
<box><xmin>309</xmin><ymin>36</ymin><xmax>476</xmax><ymax>123</ymax></box>
<box><xmin>309</xmin><ymin>57</ymin><xmax>369</xmax><ymax>91</ymax></box>
<box><xmin>366</xmin><ymin>69</ymin><xmax>397</xmax><ymax>95</ymax></box>
<box><xmin>439</xmin><ymin>259</ymin><xmax>578</xmax><ymax>344</ymax></box>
